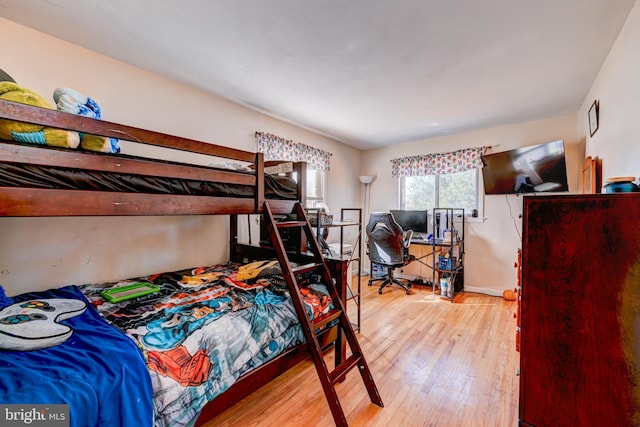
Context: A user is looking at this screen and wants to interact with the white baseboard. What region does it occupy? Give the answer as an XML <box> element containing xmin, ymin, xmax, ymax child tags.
<box><xmin>463</xmin><ymin>285</ymin><xmax>503</xmax><ymax>297</ymax></box>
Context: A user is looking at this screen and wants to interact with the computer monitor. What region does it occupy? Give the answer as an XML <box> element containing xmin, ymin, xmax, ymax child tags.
<box><xmin>390</xmin><ymin>210</ymin><xmax>429</xmax><ymax>233</ymax></box>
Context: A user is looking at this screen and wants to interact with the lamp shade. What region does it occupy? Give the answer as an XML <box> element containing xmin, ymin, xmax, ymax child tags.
<box><xmin>359</xmin><ymin>175</ymin><xmax>375</xmax><ymax>184</ymax></box>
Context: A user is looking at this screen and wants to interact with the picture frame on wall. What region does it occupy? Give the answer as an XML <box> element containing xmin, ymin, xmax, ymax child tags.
<box><xmin>589</xmin><ymin>100</ymin><xmax>599</xmax><ymax>137</ymax></box>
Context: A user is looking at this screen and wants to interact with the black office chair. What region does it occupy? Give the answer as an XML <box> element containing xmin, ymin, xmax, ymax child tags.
<box><xmin>366</xmin><ymin>212</ymin><xmax>415</xmax><ymax>295</ymax></box>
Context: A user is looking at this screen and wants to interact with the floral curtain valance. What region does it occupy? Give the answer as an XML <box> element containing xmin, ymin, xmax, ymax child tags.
<box><xmin>391</xmin><ymin>146</ymin><xmax>488</xmax><ymax>177</ymax></box>
<box><xmin>256</xmin><ymin>131</ymin><xmax>332</xmax><ymax>172</ymax></box>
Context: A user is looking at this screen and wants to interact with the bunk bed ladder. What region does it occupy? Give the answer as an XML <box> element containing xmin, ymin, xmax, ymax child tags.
<box><xmin>263</xmin><ymin>201</ymin><xmax>383</xmax><ymax>426</ymax></box>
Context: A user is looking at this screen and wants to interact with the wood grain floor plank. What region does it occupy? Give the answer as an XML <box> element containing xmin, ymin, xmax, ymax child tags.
<box><xmin>203</xmin><ymin>281</ymin><xmax>519</xmax><ymax>426</ymax></box>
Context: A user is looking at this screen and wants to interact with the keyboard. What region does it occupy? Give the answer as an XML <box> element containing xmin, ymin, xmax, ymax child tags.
<box><xmin>411</xmin><ymin>235</ymin><xmax>445</xmax><ymax>244</ymax></box>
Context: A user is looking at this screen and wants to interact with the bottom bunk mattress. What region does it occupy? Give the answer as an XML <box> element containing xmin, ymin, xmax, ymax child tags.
<box><xmin>0</xmin><ymin>284</ymin><xmax>154</xmax><ymax>427</ymax></box>
<box><xmin>79</xmin><ymin>260</ymin><xmax>334</xmax><ymax>427</ymax></box>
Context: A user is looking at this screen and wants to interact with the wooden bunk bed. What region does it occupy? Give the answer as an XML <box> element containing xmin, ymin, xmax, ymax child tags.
<box><xmin>0</xmin><ymin>99</ymin><xmax>345</xmax><ymax>426</ymax></box>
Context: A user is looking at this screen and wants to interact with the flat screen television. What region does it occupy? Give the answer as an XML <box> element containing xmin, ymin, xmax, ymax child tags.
<box><xmin>481</xmin><ymin>140</ymin><xmax>569</xmax><ymax>195</ymax></box>
<box><xmin>390</xmin><ymin>210</ymin><xmax>429</xmax><ymax>233</ymax></box>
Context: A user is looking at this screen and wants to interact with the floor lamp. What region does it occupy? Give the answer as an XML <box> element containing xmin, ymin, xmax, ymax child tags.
<box><xmin>359</xmin><ymin>175</ymin><xmax>375</xmax><ymax>276</ymax></box>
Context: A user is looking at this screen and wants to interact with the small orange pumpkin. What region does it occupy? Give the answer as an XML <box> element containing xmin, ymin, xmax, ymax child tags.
<box><xmin>503</xmin><ymin>289</ymin><xmax>517</xmax><ymax>301</ymax></box>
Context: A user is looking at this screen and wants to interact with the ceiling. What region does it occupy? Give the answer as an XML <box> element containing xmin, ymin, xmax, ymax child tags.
<box><xmin>0</xmin><ymin>0</ymin><xmax>635</xmax><ymax>150</ymax></box>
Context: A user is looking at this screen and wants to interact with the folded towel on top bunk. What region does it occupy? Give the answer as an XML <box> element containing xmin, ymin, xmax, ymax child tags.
<box><xmin>54</xmin><ymin>87</ymin><xmax>100</xmax><ymax>119</ymax></box>
<box><xmin>54</xmin><ymin>86</ymin><xmax>121</xmax><ymax>153</ymax></box>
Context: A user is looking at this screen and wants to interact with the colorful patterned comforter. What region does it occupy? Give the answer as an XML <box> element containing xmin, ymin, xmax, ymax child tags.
<box><xmin>80</xmin><ymin>260</ymin><xmax>333</xmax><ymax>427</ymax></box>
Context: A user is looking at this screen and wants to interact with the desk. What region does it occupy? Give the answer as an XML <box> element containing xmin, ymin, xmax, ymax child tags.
<box><xmin>395</xmin><ymin>239</ymin><xmax>441</xmax><ymax>284</ymax></box>
<box><xmin>396</xmin><ymin>239</ymin><xmax>464</xmax><ymax>298</ymax></box>
<box><xmin>396</xmin><ymin>208</ymin><xmax>465</xmax><ymax>300</ymax></box>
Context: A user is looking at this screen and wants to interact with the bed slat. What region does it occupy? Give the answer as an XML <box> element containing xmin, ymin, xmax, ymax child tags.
<box><xmin>0</xmin><ymin>188</ymin><xmax>259</xmax><ymax>216</ymax></box>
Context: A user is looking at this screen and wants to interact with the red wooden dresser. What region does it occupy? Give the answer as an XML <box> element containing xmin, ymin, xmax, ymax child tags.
<box><xmin>520</xmin><ymin>194</ymin><xmax>640</xmax><ymax>426</ymax></box>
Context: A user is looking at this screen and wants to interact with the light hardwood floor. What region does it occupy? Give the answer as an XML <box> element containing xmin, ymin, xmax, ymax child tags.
<box><xmin>204</xmin><ymin>280</ymin><xmax>520</xmax><ymax>427</ymax></box>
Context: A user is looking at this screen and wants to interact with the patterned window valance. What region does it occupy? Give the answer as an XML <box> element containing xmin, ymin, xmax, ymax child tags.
<box><xmin>256</xmin><ymin>131</ymin><xmax>332</xmax><ymax>172</ymax></box>
<box><xmin>391</xmin><ymin>146</ymin><xmax>488</xmax><ymax>177</ymax></box>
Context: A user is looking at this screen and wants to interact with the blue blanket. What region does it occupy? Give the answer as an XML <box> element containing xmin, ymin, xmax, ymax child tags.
<box><xmin>0</xmin><ymin>285</ymin><xmax>153</xmax><ymax>427</ymax></box>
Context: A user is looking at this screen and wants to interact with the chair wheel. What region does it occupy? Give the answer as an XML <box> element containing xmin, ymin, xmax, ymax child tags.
<box><xmin>378</xmin><ymin>289</ymin><xmax>382</xmax><ymax>294</ymax></box>
<box><xmin>406</xmin><ymin>290</ymin><xmax>411</xmax><ymax>295</ymax></box>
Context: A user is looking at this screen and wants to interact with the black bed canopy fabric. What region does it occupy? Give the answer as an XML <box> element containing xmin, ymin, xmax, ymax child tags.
<box><xmin>0</xmin><ymin>163</ymin><xmax>298</xmax><ymax>200</ymax></box>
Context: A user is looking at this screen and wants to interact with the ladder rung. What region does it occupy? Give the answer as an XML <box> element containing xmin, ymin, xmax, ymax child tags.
<box><xmin>276</xmin><ymin>220</ymin><xmax>306</xmax><ymax>228</ymax></box>
<box><xmin>292</xmin><ymin>262</ymin><xmax>323</xmax><ymax>275</ymax></box>
<box><xmin>329</xmin><ymin>354</ymin><xmax>362</xmax><ymax>384</ymax></box>
<box><xmin>312</xmin><ymin>308</ymin><xmax>342</xmax><ymax>330</ymax></box>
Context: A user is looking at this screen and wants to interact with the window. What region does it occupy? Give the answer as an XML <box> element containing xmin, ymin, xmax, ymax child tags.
<box><xmin>305</xmin><ymin>169</ymin><xmax>326</xmax><ymax>208</ymax></box>
<box><xmin>255</xmin><ymin>132</ymin><xmax>331</xmax><ymax>209</ymax></box>
<box><xmin>271</xmin><ymin>168</ymin><xmax>325</xmax><ymax>209</ymax></box>
<box><xmin>399</xmin><ymin>169</ymin><xmax>481</xmax><ymax>217</ymax></box>
<box><xmin>392</xmin><ymin>146</ymin><xmax>487</xmax><ymax>220</ymax></box>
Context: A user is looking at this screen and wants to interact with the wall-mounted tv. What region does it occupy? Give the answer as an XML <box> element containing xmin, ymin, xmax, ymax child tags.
<box><xmin>481</xmin><ymin>140</ymin><xmax>569</xmax><ymax>195</ymax></box>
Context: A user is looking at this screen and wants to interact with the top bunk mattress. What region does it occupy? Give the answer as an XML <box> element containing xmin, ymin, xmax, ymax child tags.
<box><xmin>0</xmin><ymin>160</ymin><xmax>298</xmax><ymax>200</ymax></box>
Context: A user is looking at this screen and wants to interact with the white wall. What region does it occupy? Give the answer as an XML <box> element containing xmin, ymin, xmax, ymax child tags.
<box><xmin>579</xmin><ymin>1</ymin><xmax>640</xmax><ymax>178</ymax></box>
<box><xmin>0</xmin><ymin>18</ymin><xmax>361</xmax><ymax>296</ymax></box>
<box><xmin>4</xmin><ymin>0</ymin><xmax>638</xmax><ymax>297</ymax></box>
<box><xmin>362</xmin><ymin>114</ymin><xmax>580</xmax><ymax>295</ymax></box>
